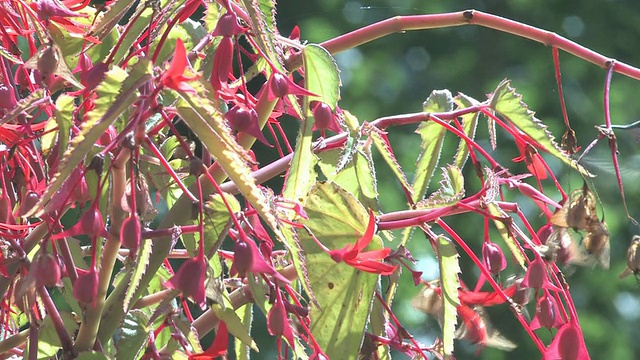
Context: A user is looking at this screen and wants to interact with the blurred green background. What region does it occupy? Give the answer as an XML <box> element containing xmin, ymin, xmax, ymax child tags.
<box><xmin>272</xmin><ymin>1</ymin><xmax>640</xmax><ymax>359</ymax></box>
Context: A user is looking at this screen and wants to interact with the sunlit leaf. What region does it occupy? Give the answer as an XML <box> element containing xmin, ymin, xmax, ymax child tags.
<box><xmin>30</xmin><ymin>59</ymin><xmax>152</xmax><ymax>217</ymax></box>
<box><xmin>490</xmin><ymin>79</ymin><xmax>592</xmax><ymax>177</ymax></box>
<box><xmin>54</xmin><ymin>94</ymin><xmax>74</xmax><ymax>157</ymax></box>
<box><xmin>35</xmin><ymin>312</ymin><xmax>78</xmax><ymax>359</ymax></box>
<box><xmin>0</xmin><ymin>89</ymin><xmax>45</xmax><ymax>126</ymax></box>
<box><xmin>300</xmin><ymin>181</ymin><xmax>378</xmax><ymax>360</ymax></box>
<box><xmin>453</xmin><ymin>93</ymin><xmax>481</xmax><ymax>169</ymax></box>
<box><xmin>413</xmin><ymin>89</ymin><xmax>453</xmax><ymax>203</ymax></box>
<box><xmin>41</xmin><ymin>117</ymin><xmax>58</xmax><ymax>157</ymax></box>
<box><xmin>369</xmin><ymin>126</ymin><xmax>412</xmax><ymax>202</ymax></box>
<box><xmin>437</xmin><ymin>236</ymin><xmax>460</xmax><ymax>358</ymax></box>
<box><xmin>303</xmin><ymin>44</ymin><xmax>341</xmax><ymax>112</ymax></box>
<box><xmin>234</xmin><ymin>303</ymin><xmax>253</xmax><ymax>360</ymax></box>
<box><xmin>123</xmin><ymin>239</ymin><xmax>152</xmax><ymax>312</ymax></box>
<box><xmin>417</xmin><ymin>165</ymin><xmax>465</xmax><ymax>208</ymax></box>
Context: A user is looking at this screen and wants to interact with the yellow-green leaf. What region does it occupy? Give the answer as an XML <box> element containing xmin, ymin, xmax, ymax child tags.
<box><xmin>417</xmin><ymin>165</ymin><xmax>465</xmax><ymax>209</ymax></box>
<box><xmin>453</xmin><ymin>93</ymin><xmax>481</xmax><ymax>169</ymax></box>
<box><xmin>490</xmin><ymin>79</ymin><xmax>591</xmax><ymax>177</ymax></box>
<box><xmin>437</xmin><ymin>236</ymin><xmax>460</xmax><ymax>358</ymax></box>
<box><xmin>486</xmin><ymin>203</ymin><xmax>527</xmax><ymax>270</ymax></box>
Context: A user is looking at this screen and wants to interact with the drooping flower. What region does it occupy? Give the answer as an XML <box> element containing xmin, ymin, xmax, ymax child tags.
<box><xmin>521</xmin><ymin>257</ymin><xmax>561</xmax><ymax>292</ymax></box>
<box><xmin>212</xmin><ymin>12</ymin><xmax>246</xmax><ymax>37</ymax></box>
<box><xmin>482</xmin><ymin>241</ymin><xmax>507</xmax><ymax>276</ymax></box>
<box><xmin>225</xmin><ymin>105</ymin><xmax>271</xmax><ymax>146</ymax></box>
<box><xmin>266</xmin><ymin>72</ymin><xmax>316</xmax><ymax>101</ymax></box>
<box><xmin>230</xmin><ymin>233</ymin><xmax>290</xmax><ymax>283</ymax></box>
<box><xmin>120</xmin><ymin>215</ymin><xmax>142</xmax><ymax>255</ymax></box>
<box><xmin>74</xmin><ymin>266</ymin><xmax>99</xmax><ymax>307</ymax></box>
<box><xmin>530</xmin><ymin>292</ymin><xmax>564</xmax><ymax>330</ymax></box>
<box><xmin>210</xmin><ymin>36</ymin><xmax>234</xmax><ymax>91</ymax></box>
<box><xmin>51</xmin><ymin>203</ymin><xmax>109</xmax><ymax>240</ymax></box>
<box><xmin>31</xmin><ymin>252</ymin><xmax>62</xmax><ymax>287</ymax></box>
<box><xmin>315</xmin><ymin>209</ymin><xmax>398</xmax><ymax>275</ymax></box>
<box><xmin>513</xmin><ymin>141</ymin><xmax>548</xmax><ymax>180</ymax></box>
<box><xmin>544</xmin><ymin>320</ymin><xmax>589</xmax><ymax>360</ymax></box>
<box><xmin>161</xmin><ymin>38</ymin><xmax>199</xmax><ymax>93</ymax></box>
<box><xmin>311</xmin><ymin>101</ymin><xmax>342</xmax><ymax>136</ymax></box>
<box><xmin>165</xmin><ymin>250</ymin><xmax>207</xmax><ymax>309</ymax></box>
<box><xmin>267</xmin><ymin>293</ymin><xmax>296</xmax><ymax>347</ymax></box>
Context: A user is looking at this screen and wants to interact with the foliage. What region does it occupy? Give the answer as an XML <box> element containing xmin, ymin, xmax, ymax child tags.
<box><xmin>0</xmin><ymin>1</ymin><xmax>639</xmax><ymax>359</ymax></box>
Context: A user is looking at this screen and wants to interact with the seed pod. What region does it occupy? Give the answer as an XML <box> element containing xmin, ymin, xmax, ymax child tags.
<box><xmin>619</xmin><ymin>235</ymin><xmax>640</xmax><ymax>279</ymax></box>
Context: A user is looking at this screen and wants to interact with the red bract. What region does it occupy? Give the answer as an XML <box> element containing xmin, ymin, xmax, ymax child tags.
<box><xmin>31</xmin><ymin>0</ymin><xmax>87</xmax><ymax>23</ymax></box>
<box><xmin>225</xmin><ymin>106</ymin><xmax>270</xmax><ymax>146</ymax></box>
<box><xmin>311</xmin><ymin>101</ymin><xmax>342</xmax><ymax>136</ymax></box>
<box><xmin>229</xmin><ymin>234</ymin><xmax>290</xmax><ymax>283</ymax></box>
<box><xmin>544</xmin><ymin>321</ymin><xmax>590</xmax><ymax>360</ymax></box>
<box><xmin>325</xmin><ymin>210</ymin><xmax>398</xmax><ymax>275</ymax></box>
<box><xmin>74</xmin><ymin>266</ymin><xmax>99</xmax><ymax>307</ymax></box>
<box><xmin>521</xmin><ymin>257</ymin><xmax>561</xmax><ymax>291</ymax></box>
<box><xmin>456</xmin><ymin>305</ymin><xmax>488</xmax><ymax>347</ymax></box>
<box><xmin>211</xmin><ymin>36</ymin><xmax>234</xmax><ymax>91</ymax></box>
<box><xmin>165</xmin><ymin>251</ymin><xmax>207</xmax><ymax>309</ymax></box>
<box><xmin>189</xmin><ymin>321</ymin><xmax>229</xmax><ymax>359</ymax></box>
<box><xmin>482</xmin><ymin>241</ymin><xmax>506</xmax><ymax>276</ymax></box>
<box><xmin>266</xmin><ymin>72</ymin><xmax>316</xmax><ymax>101</ymax></box>
<box><xmin>530</xmin><ymin>292</ymin><xmax>564</xmax><ymax>330</ymax></box>
<box><xmin>161</xmin><ymin>38</ymin><xmax>199</xmax><ymax>93</ymax></box>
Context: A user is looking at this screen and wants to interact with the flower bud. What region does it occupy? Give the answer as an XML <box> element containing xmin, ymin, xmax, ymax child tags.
<box><xmin>18</xmin><ymin>191</ymin><xmax>39</xmax><ymax>217</ymax></box>
<box><xmin>531</xmin><ymin>293</ymin><xmax>563</xmax><ymax>330</ymax></box>
<box><xmin>482</xmin><ymin>241</ymin><xmax>506</xmax><ymax>276</ymax></box>
<box><xmin>232</xmin><ymin>240</ymin><xmax>252</xmax><ymax>277</ymax></box>
<box><xmin>166</xmin><ymin>254</ymin><xmax>207</xmax><ymax>309</ymax></box>
<box><xmin>120</xmin><ymin>215</ymin><xmax>142</xmax><ymax>254</ymax></box>
<box><xmin>31</xmin><ymin>252</ymin><xmax>62</xmax><ymax>287</ymax></box>
<box><xmin>311</xmin><ymin>102</ymin><xmax>333</xmax><ymax>131</ymax></box>
<box><xmin>269</xmin><ymin>73</ymin><xmax>290</xmax><ymax>99</ymax></box>
<box><xmin>267</xmin><ymin>299</ymin><xmax>288</xmax><ymax>338</ymax></box>
<box><xmin>74</xmin><ymin>267</ymin><xmax>99</xmax><ymax>307</ymax></box>
<box><xmin>212</xmin><ymin>13</ymin><xmax>245</xmax><ymax>37</ymax></box>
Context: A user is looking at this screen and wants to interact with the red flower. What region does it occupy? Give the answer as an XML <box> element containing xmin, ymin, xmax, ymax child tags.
<box><xmin>225</xmin><ymin>106</ymin><xmax>270</xmax><ymax>146</ymax></box>
<box><xmin>165</xmin><ymin>250</ymin><xmax>207</xmax><ymax>309</ymax></box>
<box><xmin>482</xmin><ymin>241</ymin><xmax>507</xmax><ymax>276</ymax></box>
<box><xmin>521</xmin><ymin>257</ymin><xmax>561</xmax><ymax>292</ymax></box>
<box><xmin>530</xmin><ymin>292</ymin><xmax>564</xmax><ymax>330</ymax></box>
<box><xmin>311</xmin><ymin>101</ymin><xmax>343</xmax><ymax>137</ymax></box>
<box><xmin>266</xmin><ymin>72</ymin><xmax>316</xmax><ymax>101</ymax></box>
<box><xmin>315</xmin><ymin>209</ymin><xmax>398</xmax><ymax>275</ymax></box>
<box><xmin>161</xmin><ymin>38</ymin><xmax>199</xmax><ymax>93</ymax></box>
<box><xmin>51</xmin><ymin>204</ymin><xmax>109</xmax><ymax>240</ymax></box>
<box><xmin>267</xmin><ymin>293</ymin><xmax>296</xmax><ymax>347</ymax></box>
<box><xmin>544</xmin><ymin>320</ymin><xmax>589</xmax><ymax>360</ymax></box>
<box><xmin>229</xmin><ymin>232</ymin><xmax>290</xmax><ymax>283</ymax></box>
<box><xmin>74</xmin><ymin>266</ymin><xmax>99</xmax><ymax>307</ymax></box>
<box><xmin>189</xmin><ymin>321</ymin><xmax>229</xmax><ymax>359</ymax></box>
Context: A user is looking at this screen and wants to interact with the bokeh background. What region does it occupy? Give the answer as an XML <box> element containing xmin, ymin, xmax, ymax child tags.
<box><xmin>270</xmin><ymin>1</ymin><xmax>640</xmax><ymax>359</ymax></box>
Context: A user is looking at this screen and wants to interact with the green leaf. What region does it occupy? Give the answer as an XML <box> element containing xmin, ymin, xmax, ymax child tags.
<box><xmin>173</xmin><ymin>314</ymin><xmax>204</xmax><ymax>354</ymax></box>
<box><xmin>54</xmin><ymin>94</ymin><xmax>74</xmax><ymax>157</ymax></box>
<box><xmin>114</xmin><ymin>310</ymin><xmax>150</xmax><ymax>360</ymax></box>
<box><xmin>41</xmin><ymin>117</ymin><xmax>58</xmax><ymax>157</ymax></box>
<box><xmin>0</xmin><ymin>43</ymin><xmax>23</xmax><ymax>64</ymax></box>
<box><xmin>299</xmin><ymin>181</ymin><xmax>379</xmax><ymax>360</ymax></box>
<box><xmin>36</xmin><ymin>312</ymin><xmax>78</xmax><ymax>359</ymax></box>
<box><xmin>452</xmin><ymin>93</ymin><xmax>481</xmax><ymax>169</ymax></box>
<box><xmin>234</xmin><ymin>303</ymin><xmax>253</xmax><ymax>360</ymax></box>
<box><xmin>369</xmin><ymin>126</ymin><xmax>412</xmax><ymax>201</ymax></box>
<box><xmin>240</xmin><ymin>0</ymin><xmax>281</xmax><ymax>69</ymax></box>
<box><xmin>486</xmin><ymin>203</ymin><xmax>527</xmax><ymax>270</ymax></box>
<box><xmin>317</xmin><ymin>147</ymin><xmax>379</xmax><ymax>212</ymax></box>
<box><xmin>89</xmin><ymin>1</ymin><xmax>137</xmax><ymax>42</ymax></box>
<box><xmin>303</xmin><ymin>44</ymin><xmax>341</xmax><ymax>112</ymax></box>
<box><xmin>203</xmin><ymin>192</ymin><xmax>240</xmax><ymax>252</ymax></box>
<box><xmin>490</xmin><ymin>79</ymin><xmax>592</xmax><ymax>177</ymax></box>
<box><xmin>210</xmin><ymin>302</ymin><xmax>258</xmax><ymax>352</ymax></box>
<box><xmin>123</xmin><ymin>239</ymin><xmax>152</xmax><ymax>312</ymax></box>
<box><xmin>417</xmin><ymin>165</ymin><xmax>465</xmax><ymax>208</ymax></box>
<box><xmin>412</xmin><ymin>90</ymin><xmax>453</xmax><ymax>203</ymax></box>
<box><xmin>30</xmin><ymin>59</ymin><xmax>152</xmax><ymax>217</ymax></box>
<box><xmin>437</xmin><ymin>236</ymin><xmax>460</xmax><ymax>358</ymax></box>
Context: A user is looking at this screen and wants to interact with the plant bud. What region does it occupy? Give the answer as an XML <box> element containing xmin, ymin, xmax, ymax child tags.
<box><xmin>311</xmin><ymin>101</ymin><xmax>333</xmax><ymax>131</ymax></box>
<box><xmin>212</xmin><ymin>13</ymin><xmax>244</xmax><ymax>37</ymax></box>
<box><xmin>482</xmin><ymin>241</ymin><xmax>506</xmax><ymax>276</ymax></box>
<box><xmin>267</xmin><ymin>299</ymin><xmax>288</xmax><ymax>337</ymax></box>
<box><xmin>512</xmin><ymin>278</ymin><xmax>531</xmax><ymax>306</ymax></box>
<box><xmin>533</xmin><ymin>294</ymin><xmax>561</xmax><ymax>329</ymax></box>
<box><xmin>74</xmin><ymin>267</ymin><xmax>99</xmax><ymax>307</ymax></box>
<box><xmin>31</xmin><ymin>252</ymin><xmax>62</xmax><ymax>287</ymax></box>
<box><xmin>269</xmin><ymin>73</ymin><xmax>290</xmax><ymax>99</ymax></box>
<box><xmin>120</xmin><ymin>215</ymin><xmax>141</xmax><ymax>254</ymax></box>
<box><xmin>37</xmin><ymin>45</ymin><xmax>59</xmax><ymax>78</ymax></box>
<box><xmin>232</xmin><ymin>240</ymin><xmax>252</xmax><ymax>277</ymax></box>
<box><xmin>18</xmin><ymin>191</ymin><xmax>39</xmax><ymax>217</ymax></box>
